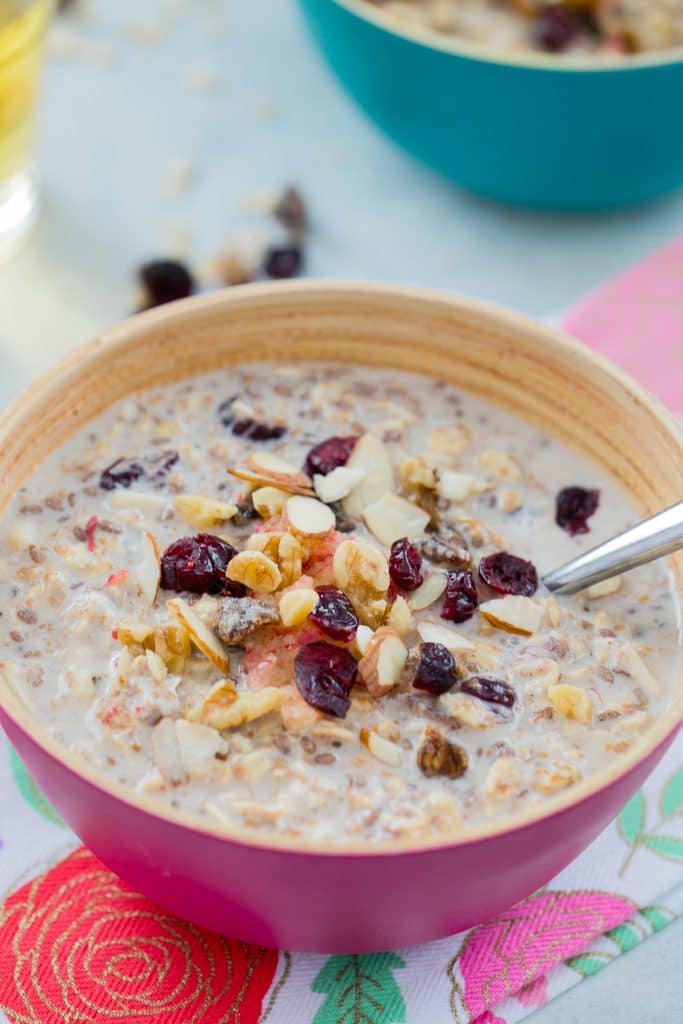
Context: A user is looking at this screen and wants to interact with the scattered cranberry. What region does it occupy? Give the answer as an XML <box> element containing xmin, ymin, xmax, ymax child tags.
<box><xmin>478</xmin><ymin>551</ymin><xmax>538</xmax><ymax>597</ymax></box>
<box><xmin>149</xmin><ymin>449</ymin><xmax>179</xmax><ymax>478</ymax></box>
<box><xmin>556</xmin><ymin>486</ymin><xmax>600</xmax><ymax>536</ymax></box>
<box><xmin>217</xmin><ymin>398</ymin><xmax>287</xmax><ymax>441</ymax></box>
<box><xmin>85</xmin><ymin>515</ymin><xmax>98</xmax><ymax>552</ymax></box>
<box><xmin>389</xmin><ymin>537</ymin><xmax>423</xmax><ymax>591</ymax></box>
<box><xmin>461</xmin><ymin>676</ymin><xmax>517</xmax><ymax>709</ymax></box>
<box><xmin>413</xmin><ymin>642</ymin><xmax>457</xmax><ymax>696</ymax></box>
<box><xmin>294</xmin><ymin>641</ymin><xmax>358</xmax><ymax>717</ymax></box>
<box><xmin>310</xmin><ymin>586</ymin><xmax>359</xmax><ymax>641</ymax></box>
<box><xmin>441</xmin><ymin>569</ymin><xmax>478</xmax><ymax>622</ymax></box>
<box><xmin>99</xmin><ymin>457</ymin><xmax>145</xmax><ymax>491</ymax></box>
<box><xmin>160</xmin><ymin>534</ymin><xmax>245</xmax><ymax>596</ymax></box>
<box><xmin>263</xmin><ymin>245</ymin><xmax>302</xmax><ymax>280</ymax></box>
<box><xmin>138</xmin><ymin>259</ymin><xmax>195</xmax><ymax>309</ymax></box>
<box><xmin>303</xmin><ymin>436</ymin><xmax>358</xmax><ymax>477</ymax></box>
<box><xmin>533</xmin><ymin>4</ymin><xmax>577</xmax><ymax>52</ymax></box>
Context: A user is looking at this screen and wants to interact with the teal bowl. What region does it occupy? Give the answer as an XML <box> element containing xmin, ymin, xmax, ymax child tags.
<box><xmin>297</xmin><ymin>0</ymin><xmax>683</xmax><ymax>210</ymax></box>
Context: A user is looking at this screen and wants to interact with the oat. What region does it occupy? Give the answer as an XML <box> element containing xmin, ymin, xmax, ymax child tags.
<box><xmin>478</xmin><ymin>448</ymin><xmax>522</xmax><ymax>480</ymax></box>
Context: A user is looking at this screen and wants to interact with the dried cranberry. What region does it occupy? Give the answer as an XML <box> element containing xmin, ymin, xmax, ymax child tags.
<box><xmin>160</xmin><ymin>534</ymin><xmax>245</xmax><ymax>596</ymax></box>
<box><xmin>294</xmin><ymin>641</ymin><xmax>358</xmax><ymax>717</ymax></box>
<box><xmin>461</xmin><ymin>676</ymin><xmax>517</xmax><ymax>709</ymax></box>
<box><xmin>273</xmin><ymin>186</ymin><xmax>307</xmax><ymax>234</ymax></box>
<box><xmin>303</xmin><ymin>436</ymin><xmax>358</xmax><ymax>477</ymax></box>
<box><xmin>441</xmin><ymin>569</ymin><xmax>478</xmax><ymax>622</ymax></box>
<box><xmin>149</xmin><ymin>449</ymin><xmax>179</xmax><ymax>479</ymax></box>
<box><xmin>413</xmin><ymin>642</ymin><xmax>457</xmax><ymax>696</ymax></box>
<box><xmin>555</xmin><ymin>487</ymin><xmax>600</xmax><ymax>536</ymax></box>
<box><xmin>310</xmin><ymin>586</ymin><xmax>359</xmax><ymax>641</ymax></box>
<box><xmin>138</xmin><ymin>259</ymin><xmax>195</xmax><ymax>308</ymax></box>
<box><xmin>533</xmin><ymin>4</ymin><xmax>577</xmax><ymax>52</ymax></box>
<box><xmin>218</xmin><ymin>397</ymin><xmax>287</xmax><ymax>441</ymax></box>
<box><xmin>263</xmin><ymin>245</ymin><xmax>302</xmax><ymax>280</ymax></box>
<box><xmin>99</xmin><ymin>458</ymin><xmax>146</xmax><ymax>491</ymax></box>
<box><xmin>389</xmin><ymin>537</ymin><xmax>423</xmax><ymax>591</ymax></box>
<box><xmin>478</xmin><ymin>552</ymin><xmax>538</xmax><ymax>597</ymax></box>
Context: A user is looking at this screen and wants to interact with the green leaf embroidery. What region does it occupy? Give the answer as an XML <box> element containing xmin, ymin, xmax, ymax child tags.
<box><xmin>661</xmin><ymin>769</ymin><xmax>683</xmax><ymax>819</ymax></box>
<box><xmin>640</xmin><ymin>906</ymin><xmax>674</xmax><ymax>933</ymax></box>
<box><xmin>618</xmin><ymin>791</ymin><xmax>645</xmax><ymax>846</ymax></box>
<box><xmin>311</xmin><ymin>953</ymin><xmax>406</xmax><ymax>1024</ymax></box>
<box><xmin>9</xmin><ymin>747</ymin><xmax>65</xmax><ymax>828</ymax></box>
<box><xmin>565</xmin><ymin>952</ymin><xmax>613</xmax><ymax>977</ymax></box>
<box><xmin>606</xmin><ymin>922</ymin><xmax>640</xmax><ymax>954</ymax></box>
<box><xmin>642</xmin><ymin>833</ymin><xmax>683</xmax><ymax>862</ymax></box>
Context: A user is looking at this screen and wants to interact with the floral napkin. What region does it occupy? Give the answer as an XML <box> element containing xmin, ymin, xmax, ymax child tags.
<box><xmin>2</xmin><ymin>242</ymin><xmax>683</xmax><ymax>1023</ymax></box>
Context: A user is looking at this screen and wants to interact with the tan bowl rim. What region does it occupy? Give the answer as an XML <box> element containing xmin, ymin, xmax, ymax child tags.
<box><xmin>330</xmin><ymin>0</ymin><xmax>683</xmax><ymax>72</ymax></box>
<box><xmin>0</xmin><ymin>280</ymin><xmax>681</xmax><ymax>857</ymax></box>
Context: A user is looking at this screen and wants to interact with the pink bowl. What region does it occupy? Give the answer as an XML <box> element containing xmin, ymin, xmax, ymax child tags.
<box><xmin>0</xmin><ymin>282</ymin><xmax>681</xmax><ymax>952</ymax></box>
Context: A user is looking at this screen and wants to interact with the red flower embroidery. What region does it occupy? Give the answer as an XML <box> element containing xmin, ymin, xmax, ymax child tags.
<box><xmin>0</xmin><ymin>847</ymin><xmax>278</xmax><ymax>1024</ymax></box>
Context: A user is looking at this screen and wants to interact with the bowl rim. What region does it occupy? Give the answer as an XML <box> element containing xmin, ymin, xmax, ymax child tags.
<box><xmin>326</xmin><ymin>0</ymin><xmax>683</xmax><ymax>72</ymax></box>
<box><xmin>0</xmin><ymin>279</ymin><xmax>681</xmax><ymax>858</ymax></box>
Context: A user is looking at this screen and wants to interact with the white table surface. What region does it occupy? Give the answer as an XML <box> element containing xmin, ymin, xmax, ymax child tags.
<box><xmin>0</xmin><ymin>1</ymin><xmax>681</xmax><ymax>1019</ymax></box>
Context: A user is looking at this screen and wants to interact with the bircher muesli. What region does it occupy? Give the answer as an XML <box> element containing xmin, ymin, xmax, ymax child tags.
<box><xmin>0</xmin><ymin>362</ymin><xmax>679</xmax><ymax>841</ymax></box>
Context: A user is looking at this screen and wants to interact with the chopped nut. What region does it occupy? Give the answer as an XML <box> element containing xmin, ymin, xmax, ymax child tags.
<box><xmin>333</xmin><ymin>539</ymin><xmax>390</xmax><ymax>627</ymax></box>
<box><xmin>399</xmin><ymin>455</ymin><xmax>439</xmax><ymax>491</ymax></box>
<box><xmin>409</xmin><ymin>572</ymin><xmax>447</xmax><ymax>611</ymax></box>
<box><xmin>342</xmin><ymin>434</ymin><xmax>394</xmax><ymax>518</ymax></box>
<box><xmin>251</xmin><ymin>486</ymin><xmax>289</xmax><ymax>518</ymax></box>
<box><xmin>385</xmin><ymin>595</ymin><xmax>413</xmax><ymax>636</ymax></box>
<box><xmin>440</xmin><ymin>691</ymin><xmax>496</xmax><ymax>728</ymax></box>
<box><xmin>226</xmin><ymin>550</ymin><xmax>282</xmax><ymax>593</ymax></box>
<box><xmin>190</xmin><ymin>680</ymin><xmax>284</xmax><ymax>729</ymax></box>
<box><xmin>360</xmin><ymin>727</ymin><xmax>403</xmax><ymax>767</ymax></box>
<box><xmin>214</xmin><ymin>596</ymin><xmax>279</xmax><ymax>643</ymax></box>
<box><xmin>362</xmin><ymin>493</ymin><xmax>430</xmax><ymax>547</ymax></box>
<box><xmin>285</xmin><ymin>495</ymin><xmax>336</xmax><ymax>538</ymax></box>
<box><xmin>175</xmin><ymin>719</ymin><xmax>227</xmax><ymax>777</ymax></box>
<box><xmin>548</xmin><ymin>683</ymin><xmax>593</xmax><ymax>724</ymax></box>
<box><xmin>478</xmin><ymin>448</ymin><xmax>521</xmax><ymax>480</ymax></box>
<box><xmin>358</xmin><ymin>627</ymin><xmax>408</xmax><ymax>697</ymax></box>
<box><xmin>279</xmin><ymin>587</ymin><xmax>319</xmax><ymax>627</ymax></box>
<box><xmin>417</xmin><ymin>727</ymin><xmax>468</xmax><ymax>778</ymax></box>
<box><xmin>420</xmin><ymin>529</ymin><xmax>471</xmax><ymax>568</ymax></box>
<box><xmin>480</xmin><ymin>596</ymin><xmax>542</xmax><ymax>636</ymax></box>
<box><xmin>166</xmin><ymin>598</ymin><xmax>230</xmax><ymax>672</ymax></box>
<box><xmin>173</xmin><ymin>494</ymin><xmax>238</xmax><ymax>529</ymax></box>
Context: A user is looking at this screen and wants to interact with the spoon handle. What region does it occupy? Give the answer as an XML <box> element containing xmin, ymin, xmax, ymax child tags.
<box><xmin>543</xmin><ymin>500</ymin><xmax>683</xmax><ymax>596</ymax></box>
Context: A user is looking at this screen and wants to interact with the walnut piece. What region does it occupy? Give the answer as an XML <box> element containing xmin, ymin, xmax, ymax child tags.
<box><xmin>214</xmin><ymin>596</ymin><xmax>279</xmax><ymax>644</ymax></box>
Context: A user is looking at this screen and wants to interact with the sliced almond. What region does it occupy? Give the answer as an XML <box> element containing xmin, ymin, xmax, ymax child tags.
<box><xmin>166</xmin><ymin>597</ymin><xmax>230</xmax><ymax>672</ymax></box>
<box><xmin>190</xmin><ymin>681</ymin><xmax>284</xmax><ymax>729</ymax></box>
<box><xmin>173</xmin><ymin>494</ymin><xmax>238</xmax><ymax>529</ymax></box>
<box><xmin>358</xmin><ymin>627</ymin><xmax>408</xmax><ymax>698</ymax></box>
<box><xmin>313</xmin><ymin>466</ymin><xmax>365</xmax><ymax>504</ymax></box>
<box><xmin>138</xmin><ymin>530</ymin><xmax>160</xmax><ymax>605</ymax></box>
<box><xmin>359</xmin><ymin>727</ymin><xmax>403</xmax><ymax>767</ymax></box>
<box><xmin>385</xmin><ymin>595</ymin><xmax>413</xmax><ymax>636</ymax></box>
<box><xmin>354</xmin><ymin>624</ymin><xmax>374</xmax><ymax>655</ymax></box>
<box><xmin>188</xmin><ymin>678</ymin><xmax>238</xmax><ymax>724</ymax></box>
<box><xmin>409</xmin><ymin>572</ymin><xmax>447</xmax><ymax>611</ymax></box>
<box><xmin>279</xmin><ymin>587</ymin><xmax>319</xmax><ymax>627</ymax></box>
<box><xmin>286</xmin><ymin>495</ymin><xmax>336</xmax><ymax>538</ymax></box>
<box><xmin>107</xmin><ymin>490</ymin><xmax>168</xmax><ymax>513</ymax></box>
<box><xmin>342</xmin><ymin>434</ymin><xmax>394</xmax><ymax>518</ymax></box>
<box><xmin>226</xmin><ymin>550</ymin><xmax>282</xmax><ymax>593</ymax></box>
<box><xmin>251</xmin><ymin>485</ymin><xmax>289</xmax><ymax>518</ymax></box>
<box><xmin>548</xmin><ymin>683</ymin><xmax>593</xmax><ymax>724</ymax></box>
<box><xmin>480</xmin><ymin>595</ymin><xmax>542</xmax><ymax>636</ymax></box>
<box><xmin>417</xmin><ymin>621</ymin><xmax>475</xmax><ymax>652</ymax></box>
<box><xmin>152</xmin><ymin>717</ymin><xmax>187</xmax><ymax>786</ymax></box>
<box><xmin>618</xmin><ymin>643</ymin><xmax>659</xmax><ymax>696</ymax></box>
<box><xmin>175</xmin><ymin>719</ymin><xmax>227</xmax><ymax>777</ymax></box>
<box><xmin>583</xmin><ymin>575</ymin><xmax>622</xmax><ymax>599</ymax></box>
<box><xmin>362</xmin><ymin>493</ymin><xmax>430</xmax><ymax>547</ymax></box>
<box><xmin>230</xmin><ymin>453</ymin><xmax>314</xmax><ymax>496</ymax></box>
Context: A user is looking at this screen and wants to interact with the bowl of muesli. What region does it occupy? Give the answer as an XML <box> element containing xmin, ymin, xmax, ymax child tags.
<box><xmin>297</xmin><ymin>0</ymin><xmax>683</xmax><ymax>209</ymax></box>
<box><xmin>0</xmin><ymin>281</ymin><xmax>681</xmax><ymax>952</ymax></box>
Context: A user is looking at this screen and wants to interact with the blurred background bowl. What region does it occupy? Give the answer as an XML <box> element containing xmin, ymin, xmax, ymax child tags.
<box><xmin>297</xmin><ymin>0</ymin><xmax>683</xmax><ymax>210</ymax></box>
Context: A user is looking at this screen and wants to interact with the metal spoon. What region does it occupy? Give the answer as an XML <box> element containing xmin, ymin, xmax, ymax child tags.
<box><xmin>543</xmin><ymin>500</ymin><xmax>683</xmax><ymax>596</ymax></box>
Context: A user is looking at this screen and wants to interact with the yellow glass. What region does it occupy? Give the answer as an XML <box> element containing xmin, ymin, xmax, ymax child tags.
<box><xmin>0</xmin><ymin>0</ymin><xmax>52</xmax><ymax>257</ymax></box>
